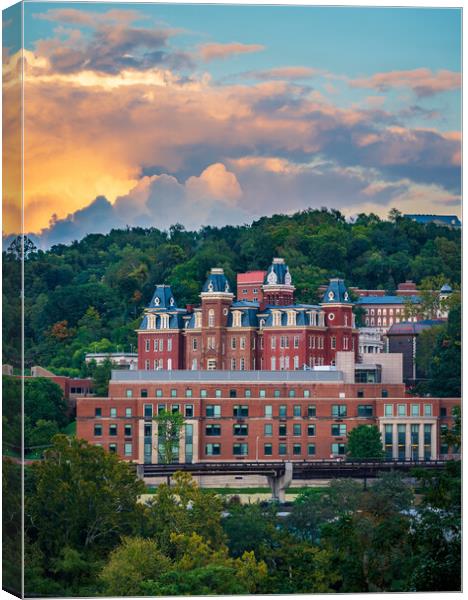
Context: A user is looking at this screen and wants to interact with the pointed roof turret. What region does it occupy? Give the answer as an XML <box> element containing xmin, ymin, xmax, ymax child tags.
<box><xmin>148</xmin><ymin>284</ymin><xmax>178</xmax><ymax>310</ymax></box>
<box><xmin>321</xmin><ymin>278</ymin><xmax>352</xmax><ymax>304</ymax></box>
<box><xmin>201</xmin><ymin>268</ymin><xmax>233</xmax><ymax>295</ymax></box>
<box><xmin>263</xmin><ymin>257</ymin><xmax>293</xmax><ymax>286</ymax></box>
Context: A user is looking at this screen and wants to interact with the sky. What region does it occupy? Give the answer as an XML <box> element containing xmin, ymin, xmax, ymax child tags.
<box><xmin>2</xmin><ymin>2</ymin><xmax>462</xmax><ymax>247</ymax></box>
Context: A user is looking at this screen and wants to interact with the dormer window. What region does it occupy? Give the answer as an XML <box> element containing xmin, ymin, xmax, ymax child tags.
<box><xmin>287</xmin><ymin>311</ymin><xmax>296</xmax><ymax>326</ymax></box>
<box><xmin>233</xmin><ymin>311</ymin><xmax>242</xmax><ymax>328</ymax></box>
<box><xmin>259</xmin><ymin>318</ymin><xmax>266</xmax><ymax>329</ymax></box>
<box><xmin>160</xmin><ymin>314</ymin><xmax>169</xmax><ymax>329</ymax></box>
<box><xmin>272</xmin><ymin>311</ymin><xmax>281</xmax><ymax>327</ymax></box>
<box><xmin>195</xmin><ymin>312</ymin><xmax>202</xmax><ymax>329</ymax></box>
<box><xmin>147</xmin><ymin>314</ymin><xmax>156</xmax><ymax>329</ymax></box>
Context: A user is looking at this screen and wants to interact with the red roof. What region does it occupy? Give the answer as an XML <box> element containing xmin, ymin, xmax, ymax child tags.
<box><xmin>237</xmin><ymin>271</ymin><xmax>266</xmax><ymax>284</ymax></box>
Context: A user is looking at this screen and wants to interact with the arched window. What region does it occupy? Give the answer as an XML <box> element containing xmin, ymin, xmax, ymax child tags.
<box><xmin>208</xmin><ymin>309</ymin><xmax>215</xmax><ymax>328</ymax></box>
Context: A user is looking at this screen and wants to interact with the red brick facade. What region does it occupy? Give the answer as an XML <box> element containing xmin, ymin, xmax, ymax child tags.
<box><xmin>76</xmin><ymin>376</ymin><xmax>459</xmax><ymax>464</ymax></box>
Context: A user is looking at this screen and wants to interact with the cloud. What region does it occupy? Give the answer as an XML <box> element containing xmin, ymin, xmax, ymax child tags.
<box><xmin>243</xmin><ymin>66</ymin><xmax>321</xmax><ymax>80</ymax></box>
<box><xmin>198</xmin><ymin>42</ymin><xmax>264</xmax><ymax>61</ymax></box>
<box><xmin>30</xmin><ymin>164</ymin><xmax>250</xmax><ymax>247</ymax></box>
<box><xmin>350</xmin><ymin>68</ymin><xmax>461</xmax><ymax>97</ymax></box>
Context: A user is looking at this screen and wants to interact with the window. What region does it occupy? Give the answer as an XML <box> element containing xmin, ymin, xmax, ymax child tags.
<box><xmin>307</xmin><ymin>444</ymin><xmax>316</xmax><ymax>456</ymax></box>
<box><xmin>110</xmin><ymin>407</ymin><xmax>117</xmax><ymax>418</ymax></box>
<box><xmin>397</xmin><ymin>404</ymin><xmax>407</xmax><ymax>417</ymax></box>
<box><xmin>124</xmin><ymin>443</ymin><xmax>133</xmax><ymax>456</ymax></box>
<box><xmin>424</xmin><ymin>404</ymin><xmax>432</xmax><ymax>416</ymax></box>
<box><xmin>124</xmin><ymin>424</ymin><xmax>132</xmax><ymax>437</ymax></box>
<box><xmin>240</xmin><ymin>358</ymin><xmax>245</xmax><ymax>371</ymax></box>
<box><xmin>154</xmin><ymin>339</ymin><xmax>159</xmax><ymax>352</ymax></box>
<box><xmin>208</xmin><ymin>309</ymin><xmax>215</xmax><ymax>328</ymax></box>
<box><xmin>94</xmin><ymin>424</ymin><xmax>102</xmax><ymax>436</ymax></box>
<box><xmin>200</xmin><ymin>389</ymin><xmax>207</xmax><ymax>398</ymax></box>
<box><xmin>215</xmin><ymin>389</ymin><xmax>222</xmax><ymax>398</ymax></box>
<box><xmin>294</xmin><ymin>356</ymin><xmax>299</xmax><ymax>370</ymax></box>
<box><xmin>145</xmin><ymin>339</ymin><xmax>150</xmax><ymax>352</ymax></box>
<box><xmin>293</xmin><ymin>424</ymin><xmax>301</xmax><ymax>436</ymax></box>
<box><xmin>279</xmin><ymin>424</ymin><xmax>287</xmax><ymax>436</ymax></box>
<box><xmin>240</xmin><ymin>337</ymin><xmax>246</xmax><ymax>350</ymax></box>
<box><xmin>109</xmin><ymin>425</ymin><xmax>117</xmax><ymax>436</ymax></box>
<box><xmin>205</xmin><ymin>424</ymin><xmax>221</xmax><ymax>436</ymax></box>
<box><xmin>171</xmin><ymin>404</ymin><xmax>180</xmax><ymax>415</ymax></box>
<box><xmin>206</xmin><ymin>405</ymin><xmax>221</xmax><ymax>418</ymax></box>
<box><xmin>271</xmin><ymin>336</ymin><xmax>277</xmax><ymax>350</ymax></box>
<box><xmin>231</xmin><ymin>337</ymin><xmax>237</xmax><ymax>350</ymax></box>
<box><xmin>185</xmin><ymin>404</ymin><xmax>193</xmax><ymax>418</ymax></box>
<box><xmin>159</xmin><ymin>339</ymin><xmax>164</xmax><ymax>352</ymax></box>
<box><xmin>259</xmin><ymin>389</ymin><xmax>266</xmax><ymax>398</ymax></box>
<box><xmin>307</xmin><ymin>424</ymin><xmax>316</xmax><ymax>436</ymax></box>
<box><xmin>233</xmin><ymin>424</ymin><xmax>248</xmax><ymax>436</ymax></box>
<box><xmin>293</xmin><ymin>444</ymin><xmax>302</xmax><ymax>456</ymax></box>
<box><xmin>264</xmin><ymin>405</ymin><xmax>273</xmax><ymax>418</ymax></box>
<box><xmin>264</xmin><ymin>424</ymin><xmax>273</xmax><ymax>436</ymax></box>
<box><xmin>205</xmin><ymin>443</ymin><xmax>221</xmax><ymax>456</ymax></box>
<box><xmin>126</xmin><ymin>389</ymin><xmax>133</xmax><ymax>398</ymax></box>
<box><xmin>357</xmin><ymin>390</ymin><xmax>364</xmax><ymax>398</ymax></box>
<box><xmin>245</xmin><ymin>389</ymin><xmax>251</xmax><ymax>398</ymax></box>
<box><xmin>273</xmin><ymin>389</ymin><xmax>280</xmax><ymax>398</ymax></box>
<box><xmin>331</xmin><ymin>443</ymin><xmax>346</xmax><ymax>455</ymax></box>
<box><xmin>156</xmin><ymin>389</ymin><xmax>163</xmax><ymax>398</ymax></box>
<box><xmin>331</xmin><ymin>337</ymin><xmax>336</xmax><ymax>349</ymax></box>
<box><xmin>303</xmin><ymin>390</ymin><xmax>310</xmax><ymax>398</ymax></box>
<box><xmin>440</xmin><ymin>407</ymin><xmax>447</xmax><ymax>417</ymax></box>
<box><xmin>308</xmin><ymin>405</ymin><xmax>316</xmax><ymax>418</ymax></box>
<box><xmin>381</xmin><ymin>389</ymin><xmax>389</xmax><ymax>398</ymax></box>
<box><xmin>233</xmin><ymin>405</ymin><xmax>249</xmax><ymax>417</ymax></box>
<box><xmin>185</xmin><ymin>388</ymin><xmax>193</xmax><ymax>398</ymax></box>
<box><xmin>158</xmin><ymin>404</ymin><xmax>166</xmax><ymax>415</ymax></box>
<box><xmin>357</xmin><ymin>405</ymin><xmax>373</xmax><ymax>417</ymax></box>
<box><xmin>294</xmin><ymin>336</ymin><xmax>299</xmax><ymax>348</ymax></box>
<box><xmin>95</xmin><ymin>408</ymin><xmax>102</xmax><ymax>417</ymax></box>
<box><xmin>192</xmin><ymin>338</ymin><xmax>198</xmax><ymax>351</ymax></box>
<box><xmin>167</xmin><ymin>338</ymin><xmax>172</xmax><ymax>352</ymax></box>
<box><xmin>331</xmin><ymin>424</ymin><xmax>347</xmax><ymax>436</ymax></box>
<box><xmin>233</xmin><ymin>443</ymin><xmax>248</xmax><ymax>456</ymax></box>
<box><xmin>384</xmin><ymin>404</ymin><xmax>393</xmax><ymax>417</ymax></box>
<box><xmin>271</xmin><ymin>357</ymin><xmax>276</xmax><ymax>370</ymax></box>
<box><xmin>293</xmin><ymin>405</ymin><xmax>301</xmax><ymax>417</ymax></box>
<box><xmin>144</xmin><ymin>404</ymin><xmax>153</xmax><ymax>418</ymax></box>
<box><xmin>411</xmin><ymin>404</ymin><xmax>420</xmax><ymax>417</ymax></box>
<box><xmin>141</xmin><ymin>389</ymin><xmax>148</xmax><ymax>398</ymax></box>
<box><xmin>279</xmin><ymin>443</ymin><xmax>287</xmax><ymax>456</ymax></box>
<box><xmin>109</xmin><ymin>444</ymin><xmax>117</xmax><ymax>453</ymax></box>
<box><xmin>279</xmin><ymin>405</ymin><xmax>287</xmax><ymax>418</ymax></box>
<box><xmin>144</xmin><ymin>424</ymin><xmax>152</xmax><ymax>437</ymax></box>
<box><xmin>289</xmin><ymin>390</ymin><xmax>296</xmax><ymax>400</ymax></box>
<box><xmin>171</xmin><ymin>389</ymin><xmax>177</xmax><ymax>398</ymax></box>
<box><xmin>331</xmin><ymin>405</ymin><xmax>347</xmax><ymax>417</ymax></box>
<box><xmin>264</xmin><ymin>444</ymin><xmax>273</xmax><ymax>456</ymax></box>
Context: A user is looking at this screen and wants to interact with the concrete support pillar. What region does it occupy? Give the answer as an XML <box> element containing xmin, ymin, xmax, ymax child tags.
<box><xmin>392</xmin><ymin>423</ymin><xmax>398</xmax><ymax>459</ymax></box>
<box><xmin>136</xmin><ymin>464</ymin><xmax>145</xmax><ymax>480</ymax></box>
<box><xmin>267</xmin><ymin>462</ymin><xmax>293</xmax><ymax>503</ymax></box>
<box><xmin>405</xmin><ymin>423</ymin><xmax>411</xmax><ymax>460</ymax></box>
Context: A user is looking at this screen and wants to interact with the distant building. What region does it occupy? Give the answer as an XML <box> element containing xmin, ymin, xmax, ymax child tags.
<box><xmin>386</xmin><ymin>320</ymin><xmax>446</xmax><ymax>384</ymax></box>
<box><xmin>236</xmin><ymin>270</ymin><xmax>266</xmax><ymax>304</ymax></box>
<box><xmin>358</xmin><ymin>327</ymin><xmax>385</xmax><ymax>355</ymax></box>
<box><xmin>27</xmin><ymin>366</ymin><xmax>94</xmax><ymax>411</ymax></box>
<box><xmin>404</xmin><ymin>214</ymin><xmax>461</xmax><ymax>229</ymax></box>
<box><xmin>85</xmin><ymin>352</ymin><xmax>138</xmax><ymax>370</ymax></box>
<box><xmin>357</xmin><ymin>295</ymin><xmax>421</xmax><ymax>332</ymax></box>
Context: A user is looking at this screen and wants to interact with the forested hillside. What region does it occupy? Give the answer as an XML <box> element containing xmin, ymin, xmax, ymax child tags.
<box><xmin>2</xmin><ymin>208</ymin><xmax>460</xmax><ymax>375</ymax></box>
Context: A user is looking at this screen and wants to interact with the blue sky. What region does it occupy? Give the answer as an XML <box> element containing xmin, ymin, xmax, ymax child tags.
<box><xmin>3</xmin><ymin>2</ymin><xmax>462</xmax><ymax>246</ymax></box>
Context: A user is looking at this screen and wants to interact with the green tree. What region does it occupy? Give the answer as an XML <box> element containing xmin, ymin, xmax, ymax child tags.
<box><xmin>26</xmin><ymin>435</ymin><xmax>145</xmax><ymax>560</ymax></box>
<box><xmin>89</xmin><ymin>358</ymin><xmax>114</xmax><ymax>396</ymax></box>
<box><xmin>347</xmin><ymin>425</ymin><xmax>384</xmax><ymax>460</ymax></box>
<box><xmin>154</xmin><ymin>410</ymin><xmax>185</xmax><ymax>464</ymax></box>
<box><xmin>24</xmin><ymin>377</ymin><xmax>68</xmax><ymax>428</ymax></box>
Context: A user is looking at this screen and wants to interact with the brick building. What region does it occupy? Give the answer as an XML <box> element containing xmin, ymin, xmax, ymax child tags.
<box><xmin>76</xmin><ymin>352</ymin><xmax>459</xmax><ymax>464</ymax></box>
<box><xmin>137</xmin><ymin>258</ymin><xmax>359</xmax><ymax>372</ymax></box>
